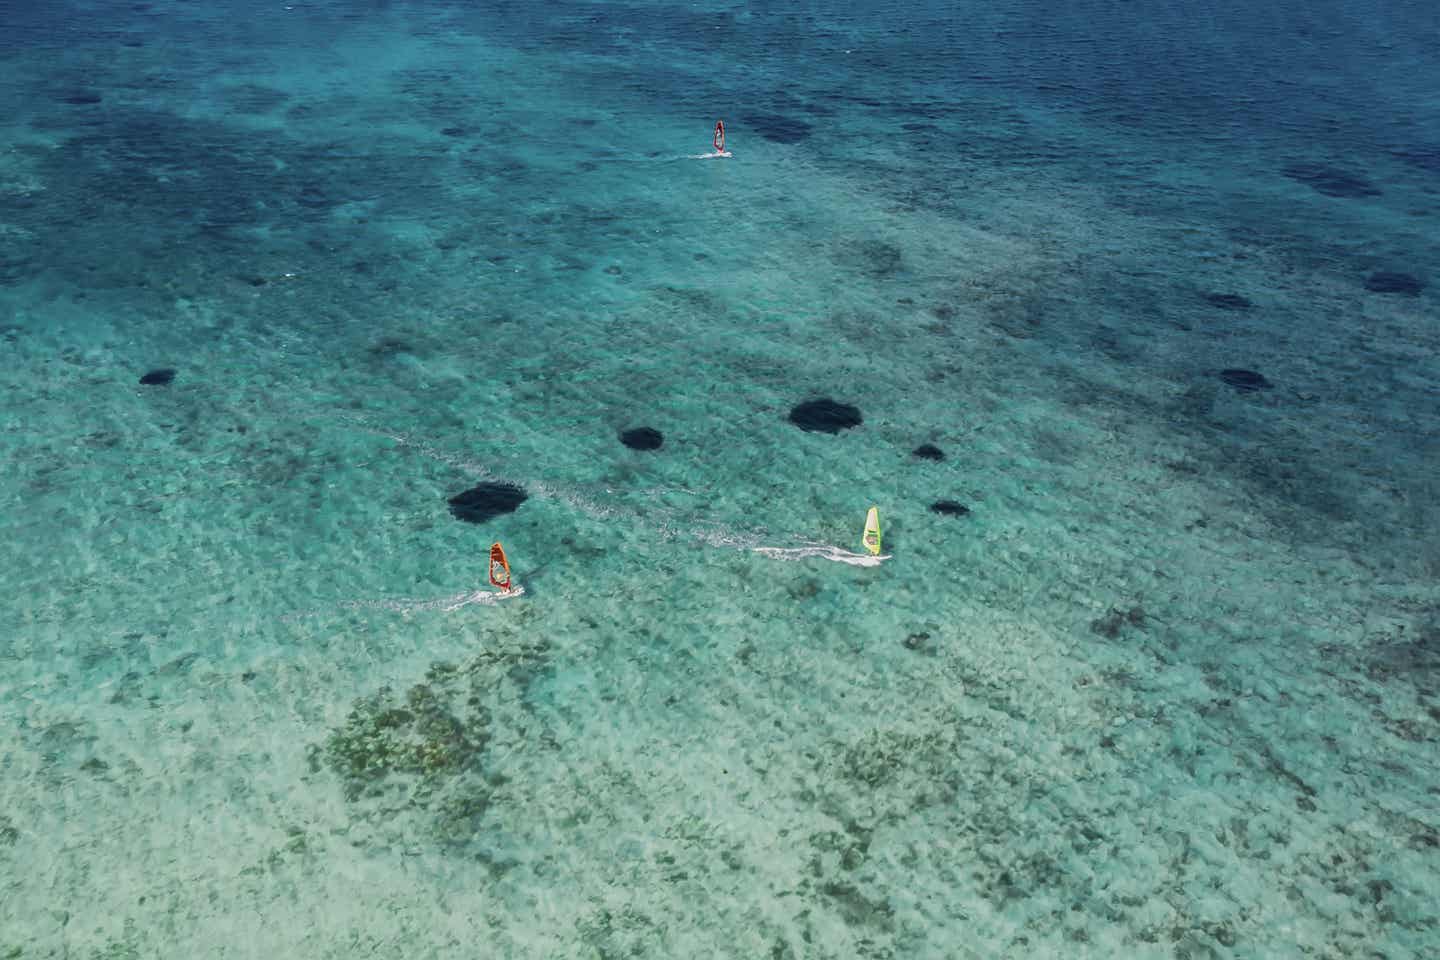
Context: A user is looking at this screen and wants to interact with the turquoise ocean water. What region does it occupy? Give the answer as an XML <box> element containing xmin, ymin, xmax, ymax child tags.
<box><xmin>2</xmin><ymin>1</ymin><xmax>1438</xmax><ymax>955</ymax></box>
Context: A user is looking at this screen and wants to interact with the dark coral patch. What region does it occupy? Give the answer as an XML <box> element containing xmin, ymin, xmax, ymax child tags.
<box><xmin>620</xmin><ymin>426</ymin><xmax>663</xmax><ymax>451</ymax></box>
<box><xmin>1391</xmin><ymin>145</ymin><xmax>1440</xmax><ymax>175</ymax></box>
<box><xmin>930</xmin><ymin>500</ymin><xmax>970</xmax><ymax>517</ymax></box>
<box><xmin>851</xmin><ymin>239</ymin><xmax>902</xmax><ymax>278</ymax></box>
<box><xmin>1091</xmin><ymin>606</ymin><xmax>1146</xmax><ymax>639</ymax></box>
<box><xmin>0</xmin><ymin>249</ymin><xmax>34</xmax><ymax>285</ymax></box>
<box><xmin>1281</xmin><ymin>162</ymin><xmax>1380</xmax><ymax>199</ymax></box>
<box><xmin>1365</xmin><ymin>272</ymin><xmax>1424</xmax><ymax>295</ymax></box>
<box><xmin>913</xmin><ymin>444</ymin><xmax>945</xmax><ymax>461</ymax></box>
<box><xmin>902</xmin><ymin>631</ymin><xmax>933</xmax><ymax>652</ymax></box>
<box><xmin>139</xmin><ymin>368</ymin><xmax>175</xmax><ymax>386</ymax></box>
<box><xmin>295</xmin><ymin>184</ymin><xmax>330</xmax><ymax>208</ymax></box>
<box><xmin>447</xmin><ymin>483</ymin><xmax>527</xmax><ymax>523</ymax></box>
<box><xmin>789</xmin><ymin>398</ymin><xmax>863</xmax><ymax>433</ymax></box>
<box><xmin>1203</xmin><ymin>293</ymin><xmax>1252</xmax><ymax>310</ymax></box>
<box><xmin>1219</xmin><ymin>369</ymin><xmax>1272</xmax><ymax>392</ymax></box>
<box><xmin>748</xmin><ymin>113</ymin><xmax>813</xmax><ymax>144</ymax></box>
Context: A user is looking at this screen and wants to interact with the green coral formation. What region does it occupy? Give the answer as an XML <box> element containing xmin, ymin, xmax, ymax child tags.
<box><xmin>311</xmin><ymin>638</ymin><xmax>550</xmax><ymax>851</ymax></box>
<box><xmin>91</xmin><ymin>941</ymin><xmax>139</xmax><ymax>960</ymax></box>
<box><xmin>315</xmin><ymin>663</ymin><xmax>487</xmax><ymax>801</ymax></box>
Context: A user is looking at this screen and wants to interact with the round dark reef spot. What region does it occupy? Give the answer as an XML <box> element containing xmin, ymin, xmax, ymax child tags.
<box><xmin>913</xmin><ymin>444</ymin><xmax>944</xmax><ymax>461</ymax></box>
<box><xmin>447</xmin><ymin>482</ymin><xmax>527</xmax><ymax>523</ymax></box>
<box><xmin>747</xmin><ymin>113</ymin><xmax>813</xmax><ymax>144</ymax></box>
<box><xmin>620</xmin><ymin>427</ymin><xmax>663</xmax><ymax>451</ymax></box>
<box><xmin>1365</xmin><ymin>272</ymin><xmax>1424</xmax><ymax>295</ymax></box>
<box><xmin>1281</xmin><ymin>162</ymin><xmax>1381</xmax><ymax>199</ymax></box>
<box><xmin>1219</xmin><ymin>369</ymin><xmax>1272</xmax><ymax>392</ymax></box>
<box><xmin>1203</xmin><ymin>293</ymin><xmax>1252</xmax><ymax>310</ymax></box>
<box><xmin>930</xmin><ymin>500</ymin><xmax>970</xmax><ymax>517</ymax></box>
<box><xmin>139</xmin><ymin>368</ymin><xmax>175</xmax><ymax>386</ymax></box>
<box><xmin>789</xmin><ymin>398</ymin><xmax>863</xmax><ymax>433</ymax></box>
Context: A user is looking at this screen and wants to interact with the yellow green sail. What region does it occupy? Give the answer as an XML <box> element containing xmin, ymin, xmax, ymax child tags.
<box><xmin>862</xmin><ymin>506</ymin><xmax>882</xmax><ymax>555</ymax></box>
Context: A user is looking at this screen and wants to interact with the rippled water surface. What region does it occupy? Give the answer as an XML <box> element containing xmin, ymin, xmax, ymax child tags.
<box><xmin>2</xmin><ymin>2</ymin><xmax>1438</xmax><ymax>957</ymax></box>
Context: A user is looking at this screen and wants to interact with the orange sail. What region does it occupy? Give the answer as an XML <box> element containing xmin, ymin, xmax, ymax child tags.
<box><xmin>489</xmin><ymin>542</ymin><xmax>511</xmax><ymax>590</ymax></box>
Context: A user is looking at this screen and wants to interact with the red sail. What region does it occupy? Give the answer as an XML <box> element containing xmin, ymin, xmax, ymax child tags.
<box><xmin>489</xmin><ymin>542</ymin><xmax>511</xmax><ymax>590</ymax></box>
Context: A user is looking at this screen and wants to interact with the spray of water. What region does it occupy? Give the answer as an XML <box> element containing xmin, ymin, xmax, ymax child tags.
<box><xmin>311</xmin><ymin>413</ymin><xmax>889</xmax><ymax>617</ymax></box>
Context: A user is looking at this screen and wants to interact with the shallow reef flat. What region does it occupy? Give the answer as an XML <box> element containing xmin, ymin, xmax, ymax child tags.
<box><xmin>1</xmin><ymin>1</ymin><xmax>1438</xmax><ymax>957</ymax></box>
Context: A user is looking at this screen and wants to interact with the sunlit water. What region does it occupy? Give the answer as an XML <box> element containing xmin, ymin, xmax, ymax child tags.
<box><xmin>2</xmin><ymin>2</ymin><xmax>1438</xmax><ymax>956</ymax></box>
